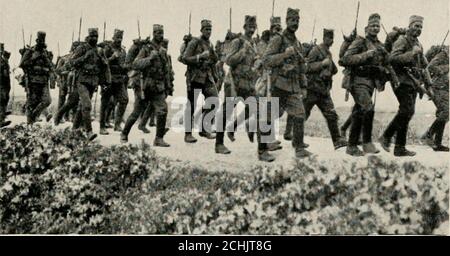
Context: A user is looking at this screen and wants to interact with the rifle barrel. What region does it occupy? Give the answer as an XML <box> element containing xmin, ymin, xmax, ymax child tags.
<box><xmin>355</xmin><ymin>1</ymin><xmax>360</xmax><ymax>31</ymax></box>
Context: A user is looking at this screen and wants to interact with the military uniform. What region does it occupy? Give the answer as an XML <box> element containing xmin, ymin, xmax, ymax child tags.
<box><xmin>302</xmin><ymin>29</ymin><xmax>347</xmax><ymax>149</ymax></box>
<box><xmin>0</xmin><ymin>44</ymin><xmax>11</xmax><ymax>126</ymax></box>
<box><xmin>261</xmin><ymin>8</ymin><xmax>311</xmax><ymax>160</ymax></box>
<box><xmin>100</xmin><ymin>29</ymin><xmax>129</xmax><ymax>132</ymax></box>
<box><xmin>381</xmin><ymin>15</ymin><xmax>426</xmax><ymax>156</ymax></box>
<box><xmin>182</xmin><ymin>20</ymin><xmax>219</xmax><ymax>140</ymax></box>
<box><xmin>215</xmin><ymin>16</ymin><xmax>261</xmax><ymax>154</ymax></box>
<box><xmin>70</xmin><ymin>28</ymin><xmax>108</xmax><ymax>134</ymax></box>
<box><xmin>340</xmin><ymin>14</ymin><xmax>392</xmax><ymax>156</ymax></box>
<box><xmin>422</xmin><ymin>47</ymin><xmax>449</xmax><ymax>151</ymax></box>
<box><xmin>19</xmin><ymin>31</ymin><xmax>53</xmax><ymax>124</ymax></box>
<box><xmin>121</xmin><ymin>25</ymin><xmax>171</xmax><ymax>146</ymax></box>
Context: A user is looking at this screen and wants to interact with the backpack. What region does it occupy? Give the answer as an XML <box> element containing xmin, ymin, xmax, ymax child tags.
<box><xmin>425</xmin><ymin>45</ymin><xmax>444</xmax><ymax>62</ymax></box>
<box><xmin>384</xmin><ymin>27</ymin><xmax>407</xmax><ymax>53</ymax></box>
<box><xmin>178</xmin><ymin>34</ymin><xmax>193</xmax><ymax>64</ymax></box>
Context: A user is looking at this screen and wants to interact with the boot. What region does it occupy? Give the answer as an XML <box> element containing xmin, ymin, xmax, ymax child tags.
<box><xmin>114</xmin><ymin>124</ymin><xmax>123</xmax><ymax>132</ymax></box>
<box><xmin>227</xmin><ymin>132</ymin><xmax>236</xmax><ymax>142</ymax></box>
<box><xmin>199</xmin><ymin>131</ymin><xmax>216</xmax><ymax>140</ymax></box>
<box><xmin>295</xmin><ymin>148</ymin><xmax>313</xmax><ymax>158</ymax></box>
<box><xmin>346</xmin><ymin>145</ymin><xmax>364</xmax><ymax>156</ymax></box>
<box><xmin>247</xmin><ymin>131</ymin><xmax>255</xmax><ymax>143</ymax></box>
<box><xmin>99</xmin><ymin>128</ymin><xmax>109</xmax><ymax>135</ymax></box>
<box><xmin>272</xmin><ymin>140</ymin><xmax>282</xmax><ymax>145</ymax></box>
<box><xmin>105</xmin><ymin>122</ymin><xmax>113</xmax><ymax>128</ymax></box>
<box><xmin>433</xmin><ymin>145</ymin><xmax>450</xmax><ymax>152</ymax></box>
<box><xmin>138</xmin><ymin>125</ymin><xmax>151</xmax><ymax>134</ymax></box>
<box><xmin>420</xmin><ymin>132</ymin><xmax>433</xmax><ymax>146</ymax></box>
<box><xmin>267</xmin><ymin>142</ymin><xmax>283</xmax><ymax>152</ymax></box>
<box><xmin>5</xmin><ymin>110</ymin><xmax>12</xmax><ymax>116</ymax></box>
<box><xmin>394</xmin><ymin>147</ymin><xmax>416</xmax><ymax>157</ymax></box>
<box><xmin>120</xmin><ymin>133</ymin><xmax>128</xmax><ymax>143</ymax></box>
<box><xmin>154</xmin><ymin>137</ymin><xmax>170</xmax><ymax>147</ymax></box>
<box><xmin>0</xmin><ymin>120</ymin><xmax>11</xmax><ymax>128</ymax></box>
<box><xmin>184</xmin><ymin>133</ymin><xmax>197</xmax><ymax>143</ymax></box>
<box><xmin>334</xmin><ymin>137</ymin><xmax>348</xmax><ymax>150</ymax></box>
<box><xmin>149</xmin><ymin>118</ymin><xmax>156</xmax><ymax>127</ymax></box>
<box><xmin>378</xmin><ymin>135</ymin><xmax>391</xmax><ymax>152</ymax></box>
<box><xmin>258</xmin><ymin>150</ymin><xmax>276</xmax><ymax>162</ymax></box>
<box><xmin>46</xmin><ymin>114</ymin><xmax>53</xmax><ymax>122</ymax></box>
<box><xmin>215</xmin><ymin>144</ymin><xmax>231</xmax><ymax>154</ymax></box>
<box><xmin>283</xmin><ymin>132</ymin><xmax>293</xmax><ymax>141</ymax></box>
<box><xmin>362</xmin><ymin>142</ymin><xmax>380</xmax><ymax>154</ymax></box>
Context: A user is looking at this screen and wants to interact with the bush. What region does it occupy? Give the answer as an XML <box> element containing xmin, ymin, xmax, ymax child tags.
<box><xmin>0</xmin><ymin>125</ymin><xmax>448</xmax><ymax>234</ymax></box>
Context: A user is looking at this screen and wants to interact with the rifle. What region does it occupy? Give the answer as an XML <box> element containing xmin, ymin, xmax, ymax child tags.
<box><xmin>188</xmin><ymin>11</ymin><xmax>192</xmax><ymax>35</ymax></box>
<box><xmin>137</xmin><ymin>18</ymin><xmax>141</xmax><ymax>40</ymax></box>
<box><xmin>311</xmin><ymin>17</ymin><xmax>317</xmax><ymax>45</ymax></box>
<box><xmin>344</xmin><ymin>1</ymin><xmax>360</xmax><ymax>102</ymax></box>
<box><xmin>271</xmin><ymin>0</ymin><xmax>275</xmax><ymax>18</ymax></box>
<box><xmin>78</xmin><ymin>15</ymin><xmax>82</xmax><ymax>41</ymax></box>
<box><xmin>229</xmin><ymin>7</ymin><xmax>232</xmax><ymax>32</ymax></box>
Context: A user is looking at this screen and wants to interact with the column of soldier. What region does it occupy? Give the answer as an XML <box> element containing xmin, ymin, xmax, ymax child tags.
<box><xmin>0</xmin><ymin>7</ymin><xmax>448</xmax><ymax>163</ymax></box>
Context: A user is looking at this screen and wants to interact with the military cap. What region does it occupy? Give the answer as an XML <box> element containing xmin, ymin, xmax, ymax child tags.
<box><xmin>88</xmin><ymin>28</ymin><xmax>99</xmax><ymax>36</ymax></box>
<box><xmin>323</xmin><ymin>28</ymin><xmax>334</xmax><ymax>38</ymax></box>
<box><xmin>153</xmin><ymin>24</ymin><xmax>164</xmax><ymax>32</ymax></box>
<box><xmin>409</xmin><ymin>15</ymin><xmax>424</xmax><ymax>26</ymax></box>
<box><xmin>70</xmin><ymin>41</ymin><xmax>81</xmax><ymax>52</ymax></box>
<box><xmin>368</xmin><ymin>13</ymin><xmax>381</xmax><ymax>26</ymax></box>
<box><xmin>270</xmin><ymin>16</ymin><xmax>282</xmax><ymax>27</ymax></box>
<box><xmin>244</xmin><ymin>15</ymin><xmax>257</xmax><ymax>26</ymax></box>
<box><xmin>113</xmin><ymin>29</ymin><xmax>124</xmax><ymax>39</ymax></box>
<box><xmin>201</xmin><ymin>19</ymin><xmax>212</xmax><ymax>29</ymax></box>
<box><xmin>3</xmin><ymin>51</ymin><xmax>11</xmax><ymax>59</ymax></box>
<box><xmin>286</xmin><ymin>8</ymin><xmax>300</xmax><ymax>19</ymax></box>
<box><xmin>37</xmin><ymin>31</ymin><xmax>46</xmax><ymax>41</ymax></box>
<box><xmin>0</xmin><ymin>43</ymin><xmax>4</xmax><ymax>52</ymax></box>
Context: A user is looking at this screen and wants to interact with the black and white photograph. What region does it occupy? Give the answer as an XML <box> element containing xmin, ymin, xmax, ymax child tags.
<box><xmin>0</xmin><ymin>0</ymin><xmax>448</xmax><ymax>237</ymax></box>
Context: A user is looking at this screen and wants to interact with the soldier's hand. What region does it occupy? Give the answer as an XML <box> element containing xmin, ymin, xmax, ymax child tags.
<box><xmin>199</xmin><ymin>50</ymin><xmax>210</xmax><ymax>60</ymax></box>
<box><xmin>31</xmin><ymin>51</ymin><xmax>41</xmax><ymax>60</ymax></box>
<box><xmin>150</xmin><ymin>50</ymin><xmax>159</xmax><ymax>59</ymax></box>
<box><xmin>300</xmin><ymin>88</ymin><xmax>307</xmax><ymax>99</ymax></box>
<box><xmin>366</xmin><ymin>49</ymin><xmax>377</xmax><ymax>58</ymax></box>
<box><xmin>159</xmin><ymin>47</ymin><xmax>167</xmax><ymax>55</ymax></box>
<box><xmin>284</xmin><ymin>46</ymin><xmax>297</xmax><ymax>57</ymax></box>
<box><xmin>412</xmin><ymin>45</ymin><xmax>422</xmax><ymax>56</ymax></box>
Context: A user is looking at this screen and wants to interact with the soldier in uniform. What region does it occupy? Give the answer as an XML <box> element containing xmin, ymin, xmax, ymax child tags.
<box><xmin>420</xmin><ymin>45</ymin><xmax>449</xmax><ymax>151</ymax></box>
<box><xmin>70</xmin><ymin>28</ymin><xmax>109</xmax><ymax>140</ymax></box>
<box><xmin>379</xmin><ymin>15</ymin><xmax>426</xmax><ymax>156</ymax></box>
<box><xmin>182</xmin><ymin>19</ymin><xmax>219</xmax><ymax>143</ymax></box>
<box><xmin>340</xmin><ymin>14</ymin><xmax>395</xmax><ymax>156</ymax></box>
<box><xmin>19</xmin><ymin>31</ymin><xmax>53</xmax><ymax>124</ymax></box>
<box><xmin>120</xmin><ymin>24</ymin><xmax>171</xmax><ymax>147</ymax></box>
<box><xmin>99</xmin><ymin>29</ymin><xmax>129</xmax><ymax>135</ymax></box>
<box><xmin>301</xmin><ymin>29</ymin><xmax>347</xmax><ymax>150</ymax></box>
<box><xmin>260</xmin><ymin>8</ymin><xmax>312</xmax><ymax>161</ymax></box>
<box><xmin>0</xmin><ymin>43</ymin><xmax>12</xmax><ymax>127</ymax></box>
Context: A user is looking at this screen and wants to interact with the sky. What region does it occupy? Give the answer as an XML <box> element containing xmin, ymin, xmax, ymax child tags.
<box><xmin>0</xmin><ymin>0</ymin><xmax>449</xmax><ymax>112</ymax></box>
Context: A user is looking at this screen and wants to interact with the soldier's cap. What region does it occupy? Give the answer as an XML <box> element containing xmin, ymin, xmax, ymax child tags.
<box><xmin>409</xmin><ymin>15</ymin><xmax>424</xmax><ymax>26</ymax></box>
<box><xmin>113</xmin><ymin>29</ymin><xmax>124</xmax><ymax>39</ymax></box>
<box><xmin>37</xmin><ymin>31</ymin><xmax>46</xmax><ymax>41</ymax></box>
<box><xmin>88</xmin><ymin>28</ymin><xmax>99</xmax><ymax>37</ymax></box>
<box><xmin>368</xmin><ymin>13</ymin><xmax>381</xmax><ymax>26</ymax></box>
<box><xmin>201</xmin><ymin>19</ymin><xmax>212</xmax><ymax>30</ymax></box>
<box><xmin>0</xmin><ymin>43</ymin><xmax>4</xmax><ymax>52</ymax></box>
<box><xmin>286</xmin><ymin>8</ymin><xmax>300</xmax><ymax>20</ymax></box>
<box><xmin>261</xmin><ymin>30</ymin><xmax>271</xmax><ymax>38</ymax></box>
<box><xmin>270</xmin><ymin>16</ymin><xmax>282</xmax><ymax>27</ymax></box>
<box><xmin>244</xmin><ymin>15</ymin><xmax>257</xmax><ymax>27</ymax></box>
<box><xmin>323</xmin><ymin>28</ymin><xmax>334</xmax><ymax>38</ymax></box>
<box><xmin>153</xmin><ymin>24</ymin><xmax>164</xmax><ymax>32</ymax></box>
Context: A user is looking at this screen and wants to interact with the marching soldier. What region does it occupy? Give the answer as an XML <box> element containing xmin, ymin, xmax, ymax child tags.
<box><xmin>55</xmin><ymin>43</ymin><xmax>76</xmax><ymax>122</ymax></box>
<box><xmin>99</xmin><ymin>29</ymin><xmax>129</xmax><ymax>135</ymax></box>
<box><xmin>421</xmin><ymin>45</ymin><xmax>449</xmax><ymax>151</ymax></box>
<box><xmin>19</xmin><ymin>31</ymin><xmax>53</xmax><ymax>124</ymax></box>
<box><xmin>120</xmin><ymin>24</ymin><xmax>171</xmax><ymax>147</ymax></box>
<box><xmin>0</xmin><ymin>43</ymin><xmax>12</xmax><ymax>127</ymax></box>
<box><xmin>379</xmin><ymin>15</ymin><xmax>426</xmax><ymax>156</ymax></box>
<box><xmin>181</xmin><ymin>19</ymin><xmax>219</xmax><ymax>143</ymax></box>
<box><xmin>302</xmin><ymin>29</ymin><xmax>347</xmax><ymax>150</ymax></box>
<box><xmin>260</xmin><ymin>8</ymin><xmax>312</xmax><ymax>161</ymax></box>
<box><xmin>340</xmin><ymin>14</ymin><xmax>394</xmax><ymax>156</ymax></box>
<box><xmin>70</xmin><ymin>28</ymin><xmax>109</xmax><ymax>140</ymax></box>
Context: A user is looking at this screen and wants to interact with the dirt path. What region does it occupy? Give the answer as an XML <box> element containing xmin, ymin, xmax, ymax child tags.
<box><xmin>6</xmin><ymin>115</ymin><xmax>449</xmax><ymax>173</ymax></box>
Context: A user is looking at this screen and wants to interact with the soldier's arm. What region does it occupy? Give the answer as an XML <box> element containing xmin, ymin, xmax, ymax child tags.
<box><xmin>263</xmin><ymin>35</ymin><xmax>288</xmax><ymax>68</ymax></box>
<box><xmin>182</xmin><ymin>39</ymin><xmax>202</xmax><ymax>65</ymax></box>
<box><xmin>70</xmin><ymin>45</ymin><xmax>89</xmax><ymax>68</ymax></box>
<box><xmin>428</xmin><ymin>51</ymin><xmax>449</xmax><ymax>76</ymax></box>
<box><xmin>132</xmin><ymin>47</ymin><xmax>152</xmax><ymax>70</ymax></box>
<box><xmin>340</xmin><ymin>38</ymin><xmax>372</xmax><ymax>66</ymax></box>
<box><xmin>225</xmin><ymin>38</ymin><xmax>246</xmax><ymax>67</ymax></box>
<box><xmin>389</xmin><ymin>37</ymin><xmax>416</xmax><ymax>66</ymax></box>
<box><xmin>306</xmin><ymin>46</ymin><xmax>323</xmax><ymax>73</ymax></box>
<box><xmin>339</xmin><ymin>40</ymin><xmax>352</xmax><ymax>59</ymax></box>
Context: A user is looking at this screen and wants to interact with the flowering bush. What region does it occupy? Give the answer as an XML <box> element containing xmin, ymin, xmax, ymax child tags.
<box><xmin>0</xmin><ymin>125</ymin><xmax>448</xmax><ymax>234</ymax></box>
